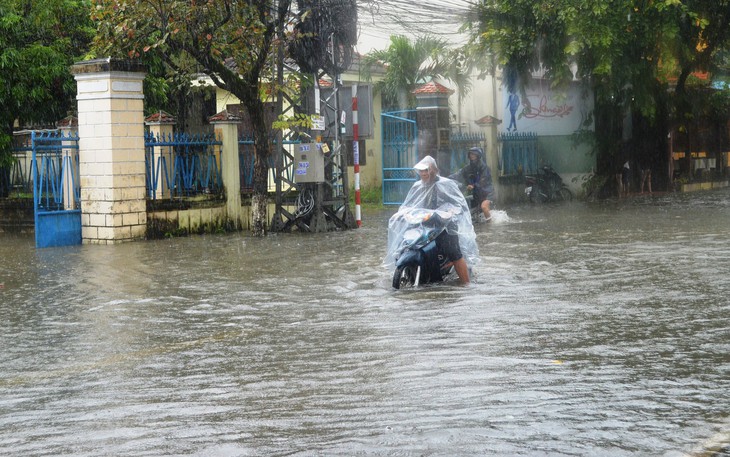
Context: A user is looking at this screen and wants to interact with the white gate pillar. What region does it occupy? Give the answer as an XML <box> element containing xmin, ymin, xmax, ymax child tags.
<box><xmin>144</xmin><ymin>111</ymin><xmax>176</xmax><ymax>199</ymax></box>
<box><xmin>57</xmin><ymin>115</ymin><xmax>78</xmax><ymax>211</ymax></box>
<box><xmin>71</xmin><ymin>58</ymin><xmax>147</xmax><ymax>244</ymax></box>
<box><xmin>209</xmin><ymin>110</ymin><xmax>243</xmax><ymax>229</ymax></box>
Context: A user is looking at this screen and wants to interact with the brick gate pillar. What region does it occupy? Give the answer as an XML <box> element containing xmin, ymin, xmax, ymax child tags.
<box><xmin>414</xmin><ymin>81</ymin><xmax>454</xmax><ymax>176</ymax></box>
<box><xmin>71</xmin><ymin>58</ymin><xmax>147</xmax><ymax>244</ymax></box>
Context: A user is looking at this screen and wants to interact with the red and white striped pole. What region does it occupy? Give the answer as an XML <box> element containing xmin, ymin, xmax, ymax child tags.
<box><xmin>352</xmin><ymin>84</ymin><xmax>361</xmax><ymax>226</ymax></box>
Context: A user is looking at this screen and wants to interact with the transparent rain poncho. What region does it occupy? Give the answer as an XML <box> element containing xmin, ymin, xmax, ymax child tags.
<box><xmin>384</xmin><ymin>175</ymin><xmax>480</xmax><ymax>270</ymax></box>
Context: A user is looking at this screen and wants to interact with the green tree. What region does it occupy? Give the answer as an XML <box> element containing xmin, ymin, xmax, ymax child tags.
<box><xmin>665</xmin><ymin>0</ymin><xmax>730</xmax><ymax>175</ymax></box>
<box><xmin>92</xmin><ymin>0</ymin><xmax>294</xmax><ymax>236</ymax></box>
<box><xmin>466</xmin><ymin>0</ymin><xmax>669</xmax><ymax>159</ymax></box>
<box><xmin>0</xmin><ymin>0</ymin><xmax>94</xmax><ymax>195</ymax></box>
<box><xmin>670</xmin><ymin>1</ymin><xmax>730</xmax><ymax>94</ymax></box>
<box><xmin>465</xmin><ymin>0</ymin><xmax>730</xmax><ymax>188</ymax></box>
<box><xmin>362</xmin><ymin>35</ymin><xmax>456</xmax><ymax>110</ymax></box>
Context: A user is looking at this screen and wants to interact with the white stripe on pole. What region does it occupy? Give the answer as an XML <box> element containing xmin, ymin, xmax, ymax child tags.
<box><xmin>352</xmin><ymin>84</ymin><xmax>361</xmax><ymax>226</ymax></box>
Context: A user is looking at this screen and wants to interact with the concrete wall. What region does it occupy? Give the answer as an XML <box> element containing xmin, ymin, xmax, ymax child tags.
<box><xmin>537</xmin><ymin>136</ymin><xmax>595</xmax><ymax>195</ymax></box>
<box><xmin>146</xmin><ymin>202</ymin><xmax>295</xmax><ymax>236</ymax></box>
<box><xmin>449</xmin><ymin>70</ymin><xmax>598</xmax><ymax>202</ymax></box>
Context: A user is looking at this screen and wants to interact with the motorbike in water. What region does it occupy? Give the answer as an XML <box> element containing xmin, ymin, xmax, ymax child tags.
<box><xmin>463</xmin><ymin>189</ymin><xmax>495</xmax><ymax>224</ymax></box>
<box><xmin>388</xmin><ymin>207</ymin><xmax>456</xmax><ymax>289</ymax></box>
<box><xmin>525</xmin><ymin>165</ymin><xmax>574</xmax><ymax>203</ymax></box>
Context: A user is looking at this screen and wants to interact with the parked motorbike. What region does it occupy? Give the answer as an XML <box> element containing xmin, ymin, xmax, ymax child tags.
<box><xmin>388</xmin><ymin>207</ymin><xmax>455</xmax><ymax>289</ymax></box>
<box><xmin>525</xmin><ymin>165</ymin><xmax>574</xmax><ymax>203</ymax></box>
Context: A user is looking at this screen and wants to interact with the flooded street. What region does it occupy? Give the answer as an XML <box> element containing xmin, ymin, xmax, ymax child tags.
<box><xmin>1</xmin><ymin>189</ymin><xmax>730</xmax><ymax>456</ymax></box>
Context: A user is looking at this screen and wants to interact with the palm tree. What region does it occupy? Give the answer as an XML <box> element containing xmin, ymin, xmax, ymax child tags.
<box><xmin>362</xmin><ymin>35</ymin><xmax>456</xmax><ymax>110</ymax></box>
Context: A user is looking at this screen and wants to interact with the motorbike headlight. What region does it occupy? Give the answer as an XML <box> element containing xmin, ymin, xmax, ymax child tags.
<box><xmin>403</xmin><ymin>228</ymin><xmax>420</xmax><ymax>242</ymax></box>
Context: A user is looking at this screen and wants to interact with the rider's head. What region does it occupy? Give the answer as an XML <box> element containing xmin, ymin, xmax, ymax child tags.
<box><xmin>414</xmin><ymin>155</ymin><xmax>438</xmax><ymax>183</ymax></box>
<box><xmin>468</xmin><ymin>147</ymin><xmax>484</xmax><ymax>163</ymax></box>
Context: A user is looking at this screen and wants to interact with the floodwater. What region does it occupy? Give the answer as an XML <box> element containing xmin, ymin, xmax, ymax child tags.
<box><xmin>1</xmin><ymin>189</ymin><xmax>730</xmax><ymax>456</ymax></box>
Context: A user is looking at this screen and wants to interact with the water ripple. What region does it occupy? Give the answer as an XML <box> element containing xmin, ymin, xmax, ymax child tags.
<box><xmin>2</xmin><ymin>191</ymin><xmax>730</xmax><ymax>455</ymax></box>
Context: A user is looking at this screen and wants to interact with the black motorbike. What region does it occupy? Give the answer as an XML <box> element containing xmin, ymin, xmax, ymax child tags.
<box><xmin>390</xmin><ymin>207</ymin><xmax>455</xmax><ymax>289</ymax></box>
<box><xmin>449</xmin><ymin>180</ymin><xmax>491</xmax><ymax>224</ymax></box>
<box><xmin>525</xmin><ymin>165</ymin><xmax>574</xmax><ymax>203</ymax></box>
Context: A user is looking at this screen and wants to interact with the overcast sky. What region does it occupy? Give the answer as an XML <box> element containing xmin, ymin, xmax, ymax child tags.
<box><xmin>355</xmin><ymin>0</ymin><xmax>475</xmax><ymax>54</ymax></box>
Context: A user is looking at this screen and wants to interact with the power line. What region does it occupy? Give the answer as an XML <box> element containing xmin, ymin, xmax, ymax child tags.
<box><xmin>356</xmin><ymin>0</ymin><xmax>476</xmax><ymax>50</ymax></box>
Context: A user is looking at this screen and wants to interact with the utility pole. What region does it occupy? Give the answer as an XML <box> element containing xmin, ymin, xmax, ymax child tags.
<box><xmin>270</xmin><ymin>2</ymin><xmax>357</xmax><ymax>232</ymax></box>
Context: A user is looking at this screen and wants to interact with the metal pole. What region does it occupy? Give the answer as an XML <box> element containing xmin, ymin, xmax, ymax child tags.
<box><xmin>352</xmin><ymin>84</ymin><xmax>361</xmax><ymax>226</ymax></box>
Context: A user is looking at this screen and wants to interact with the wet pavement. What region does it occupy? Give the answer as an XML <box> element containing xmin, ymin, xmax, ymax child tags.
<box><xmin>1</xmin><ymin>189</ymin><xmax>729</xmax><ymax>456</ymax></box>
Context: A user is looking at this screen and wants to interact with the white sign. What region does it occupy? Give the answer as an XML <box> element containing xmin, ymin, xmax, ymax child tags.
<box><xmin>311</xmin><ymin>115</ymin><xmax>325</xmax><ymax>131</ymax></box>
<box><xmin>502</xmin><ymin>81</ymin><xmax>594</xmax><ymax>135</ymax></box>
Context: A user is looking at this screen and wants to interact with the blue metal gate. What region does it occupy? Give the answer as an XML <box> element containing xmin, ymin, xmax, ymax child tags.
<box><xmin>499</xmin><ymin>131</ymin><xmax>538</xmax><ymax>176</ymax></box>
<box><xmin>381</xmin><ymin>110</ymin><xmax>418</xmax><ymax>205</ymax></box>
<box><xmin>30</xmin><ymin>131</ymin><xmax>81</xmax><ymax>248</ymax></box>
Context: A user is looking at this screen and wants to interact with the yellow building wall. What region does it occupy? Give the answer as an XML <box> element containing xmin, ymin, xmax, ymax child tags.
<box><xmin>211</xmin><ymin>76</ymin><xmax>383</xmax><ymax>192</ymax></box>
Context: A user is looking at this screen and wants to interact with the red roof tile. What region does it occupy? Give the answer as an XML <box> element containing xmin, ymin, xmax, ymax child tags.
<box><xmin>144</xmin><ymin>110</ymin><xmax>176</xmax><ymax>124</ymax></box>
<box><xmin>56</xmin><ymin>115</ymin><xmax>78</xmax><ymax>128</ymax></box>
<box><xmin>412</xmin><ymin>81</ymin><xmax>454</xmax><ymax>95</ymax></box>
<box><xmin>475</xmin><ymin>115</ymin><xmax>502</xmax><ymax>126</ymax></box>
<box><xmin>208</xmin><ymin>109</ymin><xmax>241</xmax><ymax>123</ymax></box>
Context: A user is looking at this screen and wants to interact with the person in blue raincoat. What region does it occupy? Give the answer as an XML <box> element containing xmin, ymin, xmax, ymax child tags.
<box><xmin>449</xmin><ymin>147</ymin><xmax>494</xmax><ymax>222</ymax></box>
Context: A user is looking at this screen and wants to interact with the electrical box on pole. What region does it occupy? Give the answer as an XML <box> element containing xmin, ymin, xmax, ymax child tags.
<box><xmin>269</xmin><ymin>0</ymin><xmax>358</xmax><ymax>233</ymax></box>
<box><xmin>294</xmin><ymin>143</ymin><xmax>326</xmax><ymax>183</ymax></box>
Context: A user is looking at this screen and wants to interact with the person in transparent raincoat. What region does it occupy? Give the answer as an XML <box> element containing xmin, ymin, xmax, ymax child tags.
<box><xmin>384</xmin><ymin>155</ymin><xmax>479</xmax><ymax>284</ymax></box>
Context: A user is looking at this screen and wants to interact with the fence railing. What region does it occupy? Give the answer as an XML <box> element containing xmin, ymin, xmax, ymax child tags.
<box><xmin>144</xmin><ymin>132</ymin><xmax>223</xmax><ymax>200</ymax></box>
<box><xmin>10</xmin><ymin>130</ymin><xmax>302</xmax><ymax>202</ymax></box>
<box><xmin>8</xmin><ymin>130</ymin><xmax>80</xmax><ymax>210</ymax></box>
<box><xmin>450</xmin><ymin>132</ymin><xmax>486</xmax><ymax>173</ymax></box>
<box><xmin>7</xmin><ymin>139</ymin><xmax>34</xmax><ymax>196</ymax></box>
<box><xmin>238</xmin><ymin>133</ymin><xmax>299</xmax><ymax>192</ymax></box>
<box><xmin>499</xmin><ymin>131</ymin><xmax>538</xmax><ymax>176</ymax></box>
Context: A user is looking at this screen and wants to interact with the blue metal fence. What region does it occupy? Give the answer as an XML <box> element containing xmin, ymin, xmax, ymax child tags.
<box><xmin>381</xmin><ymin>110</ymin><xmax>418</xmax><ymax>205</ymax></box>
<box><xmin>238</xmin><ymin>133</ymin><xmax>299</xmax><ymax>192</ymax></box>
<box><xmin>450</xmin><ymin>132</ymin><xmax>486</xmax><ymax>173</ymax></box>
<box><xmin>9</xmin><ymin>130</ymin><xmax>81</xmax><ymax>210</ymax></box>
<box><xmin>9</xmin><ymin>136</ymin><xmax>35</xmax><ymax>196</ymax></box>
<box><xmin>10</xmin><ymin>130</ymin><xmax>79</xmax><ymax>200</ymax></box>
<box><xmin>499</xmin><ymin>131</ymin><xmax>538</xmax><ymax>176</ymax></box>
<box><xmin>144</xmin><ymin>132</ymin><xmax>222</xmax><ymax>199</ymax></box>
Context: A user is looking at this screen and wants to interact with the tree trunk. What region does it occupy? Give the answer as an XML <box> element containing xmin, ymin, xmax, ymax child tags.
<box><xmin>1</xmin><ymin>123</ymin><xmax>14</xmax><ymax>198</ymax></box>
<box><xmin>251</xmin><ymin>152</ymin><xmax>269</xmax><ymax>236</ymax></box>
<box><xmin>249</xmin><ymin>94</ymin><xmax>271</xmax><ymax>237</ymax></box>
<box><xmin>224</xmin><ymin>60</ymin><xmax>273</xmax><ymax>237</ymax></box>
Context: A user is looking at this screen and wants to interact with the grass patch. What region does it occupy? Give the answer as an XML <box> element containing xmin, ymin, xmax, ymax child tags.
<box><xmin>350</xmin><ymin>185</ymin><xmax>384</xmax><ymax>209</ymax></box>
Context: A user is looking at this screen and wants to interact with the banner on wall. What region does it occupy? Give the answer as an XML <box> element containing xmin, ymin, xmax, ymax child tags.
<box><xmin>502</xmin><ymin>80</ymin><xmax>594</xmax><ymax>135</ymax></box>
